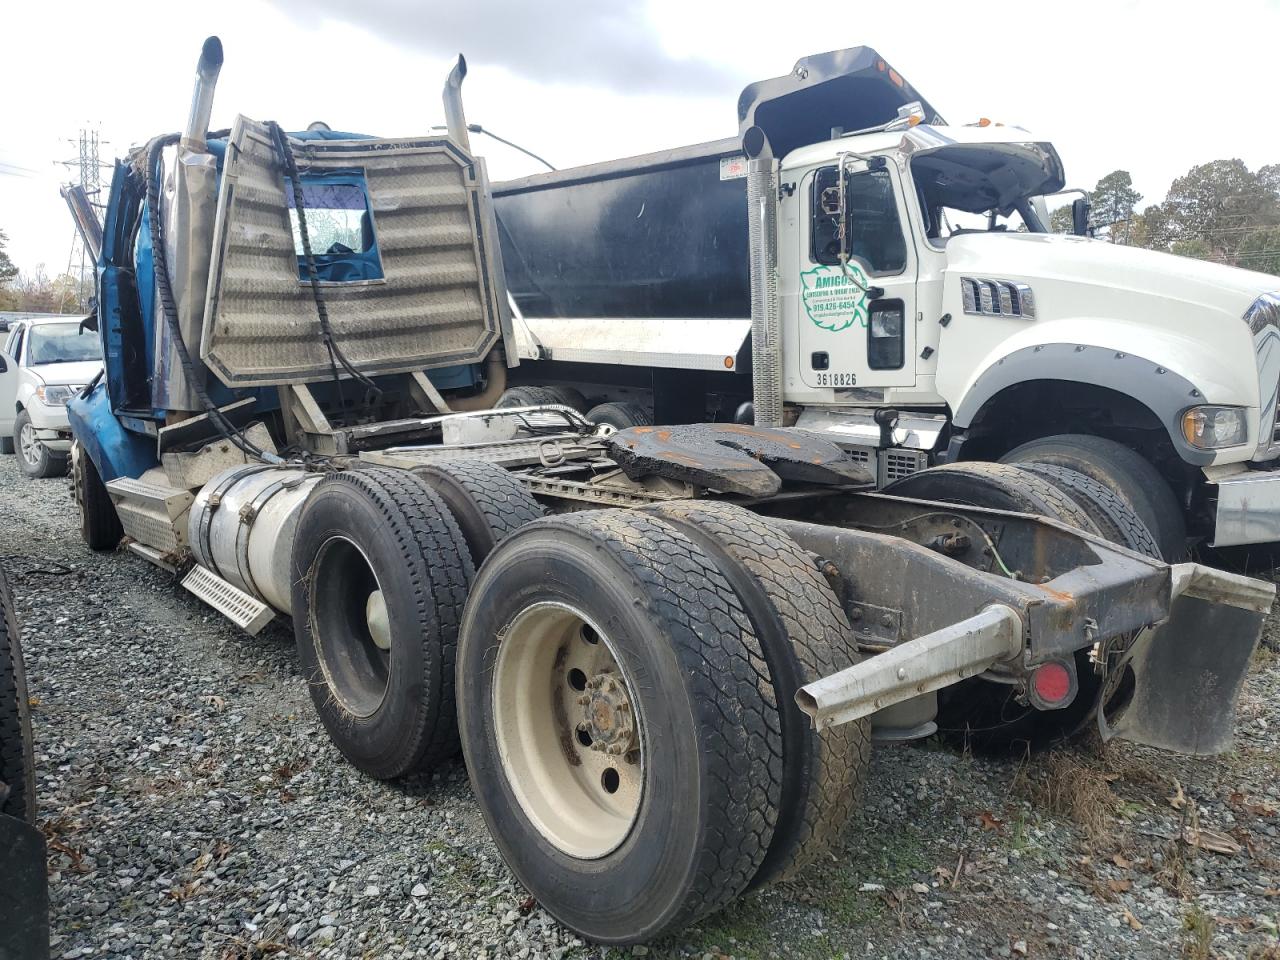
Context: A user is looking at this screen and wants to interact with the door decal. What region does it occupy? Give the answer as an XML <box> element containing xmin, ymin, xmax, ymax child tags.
<box><xmin>801</xmin><ymin>264</ymin><xmax>870</xmax><ymax>332</ymax></box>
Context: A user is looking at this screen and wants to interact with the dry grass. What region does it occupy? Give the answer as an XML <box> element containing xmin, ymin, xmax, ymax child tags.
<box><xmin>1016</xmin><ymin>752</ymin><xmax>1118</xmax><ymax>845</ymax></box>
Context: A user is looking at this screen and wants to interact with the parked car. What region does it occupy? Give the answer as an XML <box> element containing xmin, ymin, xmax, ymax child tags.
<box><xmin>0</xmin><ymin>316</ymin><xmax>103</xmax><ymax>478</ymax></box>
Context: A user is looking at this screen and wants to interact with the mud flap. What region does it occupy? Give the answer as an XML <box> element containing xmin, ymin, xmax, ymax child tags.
<box><xmin>0</xmin><ymin>813</ymin><xmax>50</xmax><ymax>960</ymax></box>
<box><xmin>1100</xmin><ymin>564</ymin><xmax>1275</xmax><ymax>756</ymax></box>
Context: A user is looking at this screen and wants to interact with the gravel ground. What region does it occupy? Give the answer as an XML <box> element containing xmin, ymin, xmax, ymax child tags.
<box><xmin>2</xmin><ymin>454</ymin><xmax>1279</xmax><ymax>960</ymax></box>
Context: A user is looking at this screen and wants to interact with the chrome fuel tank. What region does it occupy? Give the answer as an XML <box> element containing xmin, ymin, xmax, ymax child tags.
<box><xmin>189</xmin><ymin>465</ymin><xmax>320</xmax><ymax>614</ymax></box>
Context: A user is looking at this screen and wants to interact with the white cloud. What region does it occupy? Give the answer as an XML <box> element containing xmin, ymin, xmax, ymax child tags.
<box><xmin>3</xmin><ymin>0</ymin><xmax>1277</xmax><ymax>274</ymax></box>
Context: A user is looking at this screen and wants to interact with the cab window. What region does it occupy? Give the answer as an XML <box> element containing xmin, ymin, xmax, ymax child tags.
<box><xmin>810</xmin><ymin>166</ymin><xmax>908</xmax><ymax>275</ymax></box>
<box><xmin>285</xmin><ymin>175</ymin><xmax>384</xmax><ymax>283</ymax></box>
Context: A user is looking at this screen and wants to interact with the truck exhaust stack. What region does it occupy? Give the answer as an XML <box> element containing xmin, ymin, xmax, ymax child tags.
<box><xmin>443</xmin><ymin>54</ymin><xmax>471</xmax><ymax>152</ymax></box>
<box><xmin>183</xmin><ymin>36</ymin><xmax>223</xmax><ymax>150</ymax></box>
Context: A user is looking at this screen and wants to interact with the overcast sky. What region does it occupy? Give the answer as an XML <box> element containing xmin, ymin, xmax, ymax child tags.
<box><xmin>3</xmin><ymin>0</ymin><xmax>1278</xmax><ymax>275</ymax></box>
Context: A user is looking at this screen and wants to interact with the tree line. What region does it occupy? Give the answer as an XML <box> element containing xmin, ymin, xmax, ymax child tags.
<box><xmin>0</xmin><ymin>229</ymin><xmax>91</xmax><ymax>314</ymax></box>
<box><xmin>1051</xmin><ymin>160</ymin><xmax>1280</xmax><ymax>275</ymax></box>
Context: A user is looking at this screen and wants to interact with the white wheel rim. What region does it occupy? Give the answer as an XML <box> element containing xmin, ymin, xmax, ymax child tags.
<box><xmin>18</xmin><ymin>422</ymin><xmax>41</xmax><ymax>466</ymax></box>
<box><xmin>492</xmin><ymin>601</ymin><xmax>644</xmax><ymax>859</ymax></box>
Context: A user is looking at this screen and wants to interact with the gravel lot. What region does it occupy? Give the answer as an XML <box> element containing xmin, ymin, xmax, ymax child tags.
<box><xmin>2</xmin><ymin>454</ymin><xmax>1279</xmax><ymax>960</ymax></box>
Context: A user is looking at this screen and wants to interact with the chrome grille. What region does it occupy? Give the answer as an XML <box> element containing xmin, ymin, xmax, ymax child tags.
<box><xmin>960</xmin><ymin>277</ymin><xmax>1036</xmax><ymax>319</ymax></box>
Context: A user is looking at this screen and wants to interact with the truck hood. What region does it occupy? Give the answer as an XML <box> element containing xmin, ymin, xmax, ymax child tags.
<box><xmin>26</xmin><ymin>360</ymin><xmax>103</xmax><ymax>386</ymax></box>
<box><xmin>944</xmin><ymin>232</ymin><xmax>1278</xmax><ymax>318</ymax></box>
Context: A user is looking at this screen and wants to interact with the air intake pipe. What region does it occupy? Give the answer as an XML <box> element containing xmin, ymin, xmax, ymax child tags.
<box><xmin>443</xmin><ymin>55</ymin><xmax>472</xmax><ymax>153</ymax></box>
<box><xmin>744</xmin><ymin>125</ymin><xmax>783</xmax><ymax>427</ymax></box>
<box><xmin>183</xmin><ymin>36</ymin><xmax>224</xmax><ymax>151</ymax></box>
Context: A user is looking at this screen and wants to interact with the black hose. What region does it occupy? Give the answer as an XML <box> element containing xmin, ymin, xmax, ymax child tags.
<box><xmin>266</xmin><ymin>122</ymin><xmax>382</xmax><ymax>415</ymax></box>
<box><xmin>144</xmin><ymin>134</ymin><xmax>282</xmax><ymax>464</ymax></box>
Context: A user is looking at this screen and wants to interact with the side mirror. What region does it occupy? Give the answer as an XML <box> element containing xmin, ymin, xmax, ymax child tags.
<box><xmin>0</xmin><ymin>355</ymin><xmax>8</xmax><ymax>374</ymax></box>
<box><xmin>1071</xmin><ymin>198</ymin><xmax>1090</xmax><ymax>237</ymax></box>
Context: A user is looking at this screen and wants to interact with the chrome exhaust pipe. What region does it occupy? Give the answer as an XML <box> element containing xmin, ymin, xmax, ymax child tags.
<box><xmin>744</xmin><ymin>125</ymin><xmax>782</xmax><ymax>427</ymax></box>
<box><xmin>443</xmin><ymin>54</ymin><xmax>472</xmax><ymax>152</ymax></box>
<box><xmin>183</xmin><ymin>36</ymin><xmax>224</xmax><ymax>150</ymax></box>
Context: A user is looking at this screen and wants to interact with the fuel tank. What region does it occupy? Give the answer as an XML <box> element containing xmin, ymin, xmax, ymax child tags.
<box><xmin>188</xmin><ymin>465</ymin><xmax>321</xmax><ymax>614</ymax></box>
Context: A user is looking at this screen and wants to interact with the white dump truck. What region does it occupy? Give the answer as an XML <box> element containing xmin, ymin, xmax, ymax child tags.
<box><xmin>67</xmin><ymin>39</ymin><xmax>1274</xmax><ymax>945</ymax></box>
<box><xmin>490</xmin><ymin>48</ymin><xmax>1280</xmax><ymax>561</ymax></box>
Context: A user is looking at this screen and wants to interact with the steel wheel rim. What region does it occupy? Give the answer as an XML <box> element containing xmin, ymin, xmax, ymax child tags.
<box><xmin>18</xmin><ymin>422</ymin><xmax>40</xmax><ymax>466</ymax></box>
<box><xmin>492</xmin><ymin>601</ymin><xmax>644</xmax><ymax>859</ymax></box>
<box><xmin>308</xmin><ymin>535</ymin><xmax>390</xmax><ymax>719</ymax></box>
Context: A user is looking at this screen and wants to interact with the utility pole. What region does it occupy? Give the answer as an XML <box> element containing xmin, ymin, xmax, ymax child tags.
<box><xmin>57</xmin><ymin>127</ymin><xmax>110</xmax><ymax>313</ymax></box>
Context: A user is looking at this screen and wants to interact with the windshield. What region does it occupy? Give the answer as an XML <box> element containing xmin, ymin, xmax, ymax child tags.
<box><xmin>911</xmin><ymin>141</ymin><xmax>1064</xmax><ymax>245</ymax></box>
<box><xmin>26</xmin><ymin>322</ymin><xmax>102</xmax><ymax>365</ymax></box>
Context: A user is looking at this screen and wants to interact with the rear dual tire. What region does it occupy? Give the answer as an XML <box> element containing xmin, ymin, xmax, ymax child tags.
<box><xmin>886</xmin><ymin>462</ymin><xmax>1139</xmax><ymax>753</ymax></box>
<box><xmin>458</xmin><ymin>504</ymin><xmax>871</xmax><ymax>942</ymax></box>
<box><xmin>458</xmin><ymin>510</ymin><xmax>784</xmax><ymax>943</ymax></box>
<box><xmin>291</xmin><ymin>468</ymin><xmax>474</xmax><ymax>780</ymax></box>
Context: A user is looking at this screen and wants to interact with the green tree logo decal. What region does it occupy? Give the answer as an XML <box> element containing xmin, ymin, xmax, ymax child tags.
<box><xmin>801</xmin><ymin>264</ymin><xmax>870</xmax><ymax>332</ymax></box>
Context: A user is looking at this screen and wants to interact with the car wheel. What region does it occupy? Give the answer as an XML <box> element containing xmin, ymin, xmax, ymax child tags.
<box><xmin>14</xmin><ymin>411</ymin><xmax>66</xmax><ymax>479</ymax></box>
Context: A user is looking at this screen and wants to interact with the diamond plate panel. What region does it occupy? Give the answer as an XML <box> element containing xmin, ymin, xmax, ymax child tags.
<box><xmin>201</xmin><ymin>117</ymin><xmax>505</xmax><ymax>386</ymax></box>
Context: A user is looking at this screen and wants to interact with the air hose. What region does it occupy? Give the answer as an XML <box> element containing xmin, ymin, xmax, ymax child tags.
<box><xmin>144</xmin><ymin>133</ymin><xmax>283</xmax><ymax>464</ymax></box>
<box><xmin>266</xmin><ymin>121</ymin><xmax>382</xmax><ymax>417</ymax></box>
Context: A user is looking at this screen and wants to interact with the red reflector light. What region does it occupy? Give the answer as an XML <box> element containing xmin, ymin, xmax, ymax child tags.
<box><xmin>1032</xmin><ymin>661</ymin><xmax>1072</xmax><ymax>704</ymax></box>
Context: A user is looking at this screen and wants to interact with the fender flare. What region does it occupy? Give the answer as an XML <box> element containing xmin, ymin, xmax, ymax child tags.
<box><xmin>951</xmin><ymin>342</ymin><xmax>1214</xmax><ymax>466</ymax></box>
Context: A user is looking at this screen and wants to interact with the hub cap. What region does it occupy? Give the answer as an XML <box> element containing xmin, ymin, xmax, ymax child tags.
<box><xmin>492</xmin><ymin>602</ymin><xmax>643</xmax><ymax>859</ymax></box>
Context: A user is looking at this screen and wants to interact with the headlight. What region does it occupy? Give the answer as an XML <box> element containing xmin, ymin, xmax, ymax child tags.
<box><xmin>35</xmin><ymin>385</ymin><xmax>75</xmax><ymax>406</ymax></box>
<box><xmin>1245</xmin><ymin>292</ymin><xmax>1280</xmax><ymax>334</ymax></box>
<box><xmin>1181</xmin><ymin>405</ymin><xmax>1247</xmax><ymax>449</ymax></box>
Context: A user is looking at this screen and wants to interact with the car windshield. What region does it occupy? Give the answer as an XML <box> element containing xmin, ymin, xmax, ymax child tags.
<box><xmin>26</xmin><ymin>322</ymin><xmax>102</xmax><ymax>365</ymax></box>
<box><xmin>911</xmin><ymin>141</ymin><xmax>1064</xmax><ymax>245</ymax></box>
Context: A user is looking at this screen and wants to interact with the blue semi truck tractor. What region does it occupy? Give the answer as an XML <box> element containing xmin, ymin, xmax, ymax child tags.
<box><xmin>65</xmin><ymin>37</ymin><xmax>1274</xmax><ymax>946</ymax></box>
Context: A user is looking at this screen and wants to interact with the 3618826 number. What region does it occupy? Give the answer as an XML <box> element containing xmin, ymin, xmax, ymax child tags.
<box><xmin>815</xmin><ymin>372</ymin><xmax>858</xmax><ymax>387</ymax></box>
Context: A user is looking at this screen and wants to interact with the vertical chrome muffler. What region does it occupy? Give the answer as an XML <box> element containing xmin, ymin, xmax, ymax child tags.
<box><xmin>183</xmin><ymin>36</ymin><xmax>224</xmax><ymax>150</ymax></box>
<box><xmin>744</xmin><ymin>125</ymin><xmax>782</xmax><ymax>427</ymax></box>
<box><xmin>443</xmin><ymin>55</ymin><xmax>472</xmax><ymax>153</ymax></box>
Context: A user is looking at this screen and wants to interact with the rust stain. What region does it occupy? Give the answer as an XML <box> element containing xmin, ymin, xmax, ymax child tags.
<box><xmin>1036</xmin><ymin>584</ymin><xmax>1075</xmax><ymax>604</ymax></box>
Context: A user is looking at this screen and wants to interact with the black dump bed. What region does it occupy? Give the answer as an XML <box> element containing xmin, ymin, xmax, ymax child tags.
<box><xmin>493</xmin><ymin>47</ymin><xmax>940</xmax><ymax>321</ymax></box>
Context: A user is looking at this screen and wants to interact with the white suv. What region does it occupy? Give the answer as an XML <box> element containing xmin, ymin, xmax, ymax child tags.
<box><xmin>0</xmin><ymin>316</ymin><xmax>103</xmax><ymax>478</ymax></box>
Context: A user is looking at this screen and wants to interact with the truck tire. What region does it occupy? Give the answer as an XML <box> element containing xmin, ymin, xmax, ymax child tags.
<box><xmin>0</xmin><ymin>568</ymin><xmax>35</xmax><ymax>823</ymax></box>
<box><xmin>14</xmin><ymin>410</ymin><xmax>67</xmax><ymax>479</ymax></box>
<box><xmin>456</xmin><ymin>510</ymin><xmax>782</xmax><ymax>944</ymax></box>
<box><xmin>999</xmin><ymin>434</ymin><xmax>1186</xmax><ymax>561</ymax></box>
<box><xmin>71</xmin><ymin>441</ymin><xmax>123</xmax><ymax>552</ymax></box>
<box><xmin>585</xmin><ymin>401</ymin><xmax>652</xmax><ymax>430</ymax></box>
<box><xmin>885</xmin><ymin>461</ymin><xmax>1099</xmax><ymax>535</ymax></box>
<box><xmin>884</xmin><ymin>463</ymin><xmax>1102</xmax><ymax>753</ymax></box>
<box><xmin>1017</xmin><ymin>462</ymin><xmax>1161</xmax><ymax>559</ymax></box>
<box><xmin>411</xmin><ymin>460</ymin><xmax>544</xmax><ymax>567</ymax></box>
<box><xmin>542</xmin><ymin>385</ymin><xmax>589</xmax><ymax>413</ymax></box>
<box><xmin>645</xmin><ymin>500</ymin><xmax>870</xmax><ymax>888</ymax></box>
<box><xmin>496</xmin><ymin>385</ymin><xmax>561</xmax><ymax>408</ymax></box>
<box><xmin>291</xmin><ymin>468</ymin><xmax>473</xmax><ymax>780</ymax></box>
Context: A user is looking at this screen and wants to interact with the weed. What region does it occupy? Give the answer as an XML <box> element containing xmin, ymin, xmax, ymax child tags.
<box><xmin>1181</xmin><ymin>905</ymin><xmax>1216</xmax><ymax>960</ymax></box>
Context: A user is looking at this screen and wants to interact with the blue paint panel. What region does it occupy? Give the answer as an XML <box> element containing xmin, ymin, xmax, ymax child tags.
<box><xmin>68</xmin><ymin>383</ymin><xmax>158</xmax><ymax>481</ymax></box>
